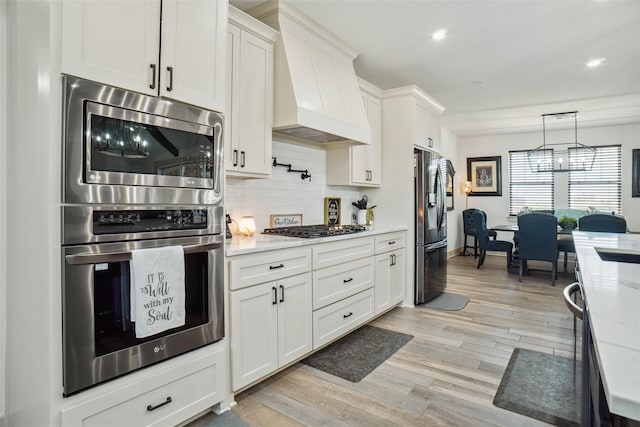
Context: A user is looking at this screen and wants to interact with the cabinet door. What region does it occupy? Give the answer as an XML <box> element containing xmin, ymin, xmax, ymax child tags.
<box><xmin>277</xmin><ymin>274</ymin><xmax>313</xmax><ymax>366</ymax></box>
<box><xmin>230</xmin><ymin>283</ymin><xmax>278</xmax><ymax>391</ymax></box>
<box><xmin>225</xmin><ymin>24</ymin><xmax>241</xmax><ymax>173</ymax></box>
<box><xmin>61</xmin><ymin>0</ymin><xmax>160</xmax><ymax>96</ymax></box>
<box><xmin>160</xmin><ymin>0</ymin><xmax>227</xmax><ymax>112</ymax></box>
<box><xmin>414</xmin><ymin>101</ymin><xmax>430</xmax><ymax>149</ymax></box>
<box><xmin>235</xmin><ymin>30</ymin><xmax>273</xmax><ymax>176</ymax></box>
<box><xmin>350</xmin><ymin>93</ymin><xmax>369</xmax><ymax>184</ymax></box>
<box><xmin>428</xmin><ymin>110</ymin><xmax>442</xmax><ymax>150</ymax></box>
<box><xmin>389</xmin><ymin>249</ymin><xmax>406</xmax><ymax>306</ymax></box>
<box><xmin>374</xmin><ymin>253</ymin><xmax>392</xmax><ymax>315</ymax></box>
<box><xmin>366</xmin><ymin>94</ymin><xmax>382</xmax><ymax>185</ymax></box>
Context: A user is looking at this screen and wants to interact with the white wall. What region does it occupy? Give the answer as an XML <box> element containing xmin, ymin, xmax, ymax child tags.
<box><xmin>439</xmin><ymin>127</ymin><xmax>462</xmax><ymax>254</ymax></box>
<box><xmin>0</xmin><ymin>0</ymin><xmax>7</xmax><ymax>422</ymax></box>
<box><xmin>226</xmin><ymin>139</ymin><xmax>364</xmax><ymax>232</ymax></box>
<box><xmin>458</xmin><ymin>123</ymin><xmax>640</xmax><ymax>239</ymax></box>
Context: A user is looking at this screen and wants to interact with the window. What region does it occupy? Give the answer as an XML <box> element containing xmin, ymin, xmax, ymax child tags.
<box><xmin>509</xmin><ymin>150</ymin><xmax>554</xmax><ymax>215</ymax></box>
<box><xmin>568</xmin><ymin>145</ymin><xmax>621</xmax><ymax>214</ymax></box>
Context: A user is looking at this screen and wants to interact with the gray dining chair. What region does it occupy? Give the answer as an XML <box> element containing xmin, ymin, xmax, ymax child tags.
<box><xmin>578</xmin><ymin>214</ymin><xmax>627</xmax><ymax>233</ymax></box>
<box><xmin>462</xmin><ymin>209</ymin><xmax>497</xmax><ymax>258</ymax></box>
<box><xmin>517</xmin><ymin>212</ymin><xmax>559</xmax><ymax>285</ymax></box>
<box><xmin>471</xmin><ymin>210</ymin><xmax>513</xmax><ymax>269</ymax></box>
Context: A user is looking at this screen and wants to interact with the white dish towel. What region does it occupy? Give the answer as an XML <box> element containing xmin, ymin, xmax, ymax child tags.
<box><xmin>130</xmin><ymin>246</ymin><xmax>186</xmax><ymax>338</ymax></box>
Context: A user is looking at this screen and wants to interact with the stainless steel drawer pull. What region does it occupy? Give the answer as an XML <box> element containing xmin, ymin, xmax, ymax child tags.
<box><xmin>147</xmin><ymin>396</ymin><xmax>172</xmax><ymax>411</ymax></box>
<box><xmin>343</xmin><ymin>277</ymin><xmax>353</xmax><ymax>283</ymax></box>
<box><xmin>343</xmin><ymin>312</ymin><xmax>353</xmax><ymax>319</ymax></box>
<box><xmin>269</xmin><ymin>264</ymin><xmax>284</xmax><ymax>270</ymax></box>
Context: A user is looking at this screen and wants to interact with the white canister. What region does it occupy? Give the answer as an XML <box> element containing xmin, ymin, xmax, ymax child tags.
<box><xmin>357</xmin><ymin>209</ymin><xmax>367</xmax><ymax>225</ymax></box>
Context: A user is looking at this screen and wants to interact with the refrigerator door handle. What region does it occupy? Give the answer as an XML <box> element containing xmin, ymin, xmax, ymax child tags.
<box><xmin>424</xmin><ymin>239</ymin><xmax>448</xmax><ymax>251</ymax></box>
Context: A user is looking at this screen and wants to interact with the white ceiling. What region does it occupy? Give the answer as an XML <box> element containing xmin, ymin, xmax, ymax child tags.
<box><xmin>230</xmin><ymin>0</ymin><xmax>640</xmax><ymax>136</ymax></box>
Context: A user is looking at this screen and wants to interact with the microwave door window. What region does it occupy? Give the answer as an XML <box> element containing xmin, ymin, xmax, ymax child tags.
<box><xmin>89</xmin><ymin>114</ymin><xmax>214</xmax><ymax>180</ymax></box>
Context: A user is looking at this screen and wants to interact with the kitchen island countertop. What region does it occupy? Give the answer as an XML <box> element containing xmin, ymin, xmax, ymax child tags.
<box><xmin>226</xmin><ymin>225</ymin><xmax>407</xmax><ymax>256</ymax></box>
<box><xmin>573</xmin><ymin>231</ymin><xmax>640</xmax><ymax>421</ymax></box>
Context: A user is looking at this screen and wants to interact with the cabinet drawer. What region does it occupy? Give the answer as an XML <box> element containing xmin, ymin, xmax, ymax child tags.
<box><xmin>61</xmin><ymin>346</ymin><xmax>226</xmax><ymax>427</ymax></box>
<box><xmin>313</xmin><ymin>288</ymin><xmax>374</xmax><ymax>349</ymax></box>
<box><xmin>229</xmin><ymin>247</ymin><xmax>312</xmax><ymax>290</ymax></box>
<box><xmin>375</xmin><ymin>232</ymin><xmax>406</xmax><ymax>254</ymax></box>
<box><xmin>312</xmin><ymin>237</ymin><xmax>374</xmax><ymax>270</ymax></box>
<box><xmin>312</xmin><ymin>257</ymin><xmax>373</xmax><ymax>310</ymax></box>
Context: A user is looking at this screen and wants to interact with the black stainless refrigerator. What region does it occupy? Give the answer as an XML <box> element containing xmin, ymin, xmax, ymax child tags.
<box><xmin>415</xmin><ymin>147</ymin><xmax>448</xmax><ymax>304</ymax></box>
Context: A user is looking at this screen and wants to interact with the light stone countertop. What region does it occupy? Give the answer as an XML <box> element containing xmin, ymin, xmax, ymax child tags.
<box><xmin>225</xmin><ymin>225</ymin><xmax>408</xmax><ymax>256</ymax></box>
<box><xmin>572</xmin><ymin>231</ymin><xmax>640</xmax><ymax>421</ymax></box>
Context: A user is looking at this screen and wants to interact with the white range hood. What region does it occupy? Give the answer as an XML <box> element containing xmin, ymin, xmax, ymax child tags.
<box><xmin>247</xmin><ymin>1</ymin><xmax>370</xmax><ymax>145</ymax></box>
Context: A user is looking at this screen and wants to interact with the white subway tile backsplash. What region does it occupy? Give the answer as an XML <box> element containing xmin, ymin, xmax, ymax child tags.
<box><xmin>226</xmin><ymin>139</ymin><xmax>364</xmax><ymax>232</ymax></box>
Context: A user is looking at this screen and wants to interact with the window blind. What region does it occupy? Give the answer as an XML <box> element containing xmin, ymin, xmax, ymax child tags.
<box><xmin>509</xmin><ymin>150</ymin><xmax>554</xmax><ymax>215</ymax></box>
<box><xmin>568</xmin><ymin>145</ymin><xmax>621</xmax><ymax>214</ymax></box>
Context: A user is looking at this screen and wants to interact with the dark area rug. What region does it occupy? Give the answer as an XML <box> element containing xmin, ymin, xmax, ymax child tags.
<box><xmin>493</xmin><ymin>348</ymin><xmax>581</xmax><ymax>427</ymax></box>
<box><xmin>301</xmin><ymin>325</ymin><xmax>413</xmax><ymax>382</ymax></box>
<box><xmin>418</xmin><ymin>292</ymin><xmax>469</xmax><ymax>311</ymax></box>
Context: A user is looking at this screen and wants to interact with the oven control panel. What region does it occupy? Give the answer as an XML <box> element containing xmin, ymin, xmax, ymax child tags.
<box><xmin>93</xmin><ymin>209</ymin><xmax>208</xmax><ymax>235</ymax></box>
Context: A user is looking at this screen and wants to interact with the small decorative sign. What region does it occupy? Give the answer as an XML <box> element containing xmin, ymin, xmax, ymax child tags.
<box><xmin>324</xmin><ymin>197</ymin><xmax>341</xmax><ymax>225</ymax></box>
<box><xmin>270</xmin><ymin>214</ymin><xmax>303</xmax><ymax>228</ymax></box>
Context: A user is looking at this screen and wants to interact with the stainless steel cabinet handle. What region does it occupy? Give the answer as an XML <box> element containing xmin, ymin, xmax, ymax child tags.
<box><xmin>343</xmin><ymin>312</ymin><xmax>353</xmax><ymax>319</ymax></box>
<box><xmin>149</xmin><ymin>64</ymin><xmax>157</xmax><ymax>89</ymax></box>
<box><xmin>563</xmin><ymin>282</ymin><xmax>583</xmax><ymax>320</ymax></box>
<box><xmin>233</xmin><ymin>149</ymin><xmax>238</xmax><ymax>167</ymax></box>
<box><xmin>272</xmin><ymin>287</ymin><xmax>277</xmax><ymax>305</ymax></box>
<box><xmin>269</xmin><ymin>264</ymin><xmax>284</xmax><ymax>270</ymax></box>
<box><xmin>279</xmin><ymin>284</ymin><xmax>284</xmax><ymax>303</ymax></box>
<box><xmin>166</xmin><ymin>66</ymin><xmax>174</xmax><ymax>91</ymax></box>
<box><xmin>240</xmin><ymin>151</ymin><xmax>246</xmax><ymax>168</ymax></box>
<box><xmin>343</xmin><ymin>277</ymin><xmax>353</xmax><ymax>283</ymax></box>
<box><xmin>65</xmin><ymin>242</ymin><xmax>222</xmax><ymax>265</ymax></box>
<box><xmin>390</xmin><ymin>254</ymin><xmax>396</xmax><ymax>266</ymax></box>
<box><xmin>428</xmin><ymin>137</ymin><xmax>433</xmax><ymax>147</ymax></box>
<box><xmin>147</xmin><ymin>396</ymin><xmax>172</xmax><ymax>411</ymax></box>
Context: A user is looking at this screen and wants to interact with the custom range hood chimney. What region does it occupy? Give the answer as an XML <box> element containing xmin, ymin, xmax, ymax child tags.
<box><xmin>246</xmin><ymin>1</ymin><xmax>370</xmax><ymax>146</ymax></box>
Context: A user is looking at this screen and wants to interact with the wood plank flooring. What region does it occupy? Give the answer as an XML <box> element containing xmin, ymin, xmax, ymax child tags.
<box><xmin>189</xmin><ymin>254</ymin><xmax>581</xmax><ymax>427</ymax></box>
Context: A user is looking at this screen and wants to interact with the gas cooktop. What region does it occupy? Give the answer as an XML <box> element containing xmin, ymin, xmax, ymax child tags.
<box><xmin>262</xmin><ymin>224</ymin><xmax>366</xmax><ymax>238</ymax></box>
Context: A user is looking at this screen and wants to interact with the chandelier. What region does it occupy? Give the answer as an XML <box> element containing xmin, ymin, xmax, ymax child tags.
<box><xmin>526</xmin><ymin>111</ymin><xmax>596</xmax><ymax>173</ymax></box>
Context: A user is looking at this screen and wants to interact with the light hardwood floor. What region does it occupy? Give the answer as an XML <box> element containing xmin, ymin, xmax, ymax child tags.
<box><xmin>191</xmin><ymin>253</ymin><xmax>581</xmax><ymax>427</ymax></box>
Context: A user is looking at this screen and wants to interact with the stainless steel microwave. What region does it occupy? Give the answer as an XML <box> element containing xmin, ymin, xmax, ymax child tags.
<box><xmin>62</xmin><ymin>75</ymin><xmax>224</xmax><ymax>206</ymax></box>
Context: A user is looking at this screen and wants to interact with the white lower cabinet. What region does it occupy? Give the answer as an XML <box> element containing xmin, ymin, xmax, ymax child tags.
<box><xmin>60</xmin><ymin>345</ymin><xmax>226</xmax><ymax>427</ymax></box>
<box><xmin>230</xmin><ymin>273</ymin><xmax>312</xmax><ymax>391</ymax></box>
<box><xmin>374</xmin><ymin>249</ymin><xmax>406</xmax><ymax>315</ymax></box>
<box><xmin>313</xmin><ymin>288</ymin><xmax>375</xmax><ymax>348</ymax></box>
<box><xmin>374</xmin><ymin>231</ymin><xmax>407</xmax><ymax>315</ymax></box>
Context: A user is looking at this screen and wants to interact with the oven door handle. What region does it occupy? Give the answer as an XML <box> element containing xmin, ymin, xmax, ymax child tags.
<box><xmin>65</xmin><ymin>242</ymin><xmax>222</xmax><ymax>265</ymax></box>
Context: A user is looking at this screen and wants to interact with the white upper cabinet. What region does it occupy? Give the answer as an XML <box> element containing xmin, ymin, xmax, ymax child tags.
<box><xmin>383</xmin><ymin>85</ymin><xmax>445</xmax><ymax>152</ymax></box>
<box><xmin>326</xmin><ymin>78</ymin><xmax>382</xmax><ymax>187</ymax></box>
<box><xmin>226</xmin><ymin>6</ymin><xmax>277</xmax><ymax>177</ymax></box>
<box><xmin>61</xmin><ymin>0</ymin><xmax>227</xmax><ymax>112</ymax></box>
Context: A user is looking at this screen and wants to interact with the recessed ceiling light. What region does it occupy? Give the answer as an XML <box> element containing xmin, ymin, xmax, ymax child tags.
<box><xmin>586</xmin><ymin>57</ymin><xmax>606</xmax><ymax>68</ymax></box>
<box><xmin>432</xmin><ymin>29</ymin><xmax>448</xmax><ymax>41</ymax></box>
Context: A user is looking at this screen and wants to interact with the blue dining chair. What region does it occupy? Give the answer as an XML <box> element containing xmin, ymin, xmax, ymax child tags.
<box><xmin>471</xmin><ymin>210</ymin><xmax>513</xmax><ymax>269</ymax></box>
<box><xmin>578</xmin><ymin>214</ymin><xmax>627</xmax><ymax>233</ymax></box>
<box><xmin>463</xmin><ymin>209</ymin><xmax>497</xmax><ymax>258</ymax></box>
<box><xmin>517</xmin><ymin>212</ymin><xmax>559</xmax><ymax>285</ymax></box>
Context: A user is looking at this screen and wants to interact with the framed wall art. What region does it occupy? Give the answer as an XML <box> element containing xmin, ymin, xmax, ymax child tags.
<box><xmin>466</xmin><ymin>156</ymin><xmax>502</xmax><ymax>196</ymax></box>
<box><xmin>633</xmin><ymin>149</ymin><xmax>640</xmax><ymax>197</ymax></box>
<box><xmin>324</xmin><ymin>197</ymin><xmax>341</xmax><ymax>225</ymax></box>
<box><xmin>270</xmin><ymin>214</ymin><xmax>303</xmax><ymax>228</ymax></box>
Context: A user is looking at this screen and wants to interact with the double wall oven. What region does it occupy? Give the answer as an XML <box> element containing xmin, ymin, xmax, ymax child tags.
<box><xmin>61</xmin><ymin>76</ymin><xmax>225</xmax><ymax>396</ymax></box>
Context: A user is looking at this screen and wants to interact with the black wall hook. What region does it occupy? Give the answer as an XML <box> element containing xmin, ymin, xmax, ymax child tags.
<box><xmin>272</xmin><ymin>157</ymin><xmax>312</xmax><ymax>181</ymax></box>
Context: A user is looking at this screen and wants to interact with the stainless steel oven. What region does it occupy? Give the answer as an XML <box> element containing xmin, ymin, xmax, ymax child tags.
<box><xmin>62</xmin><ymin>75</ymin><xmax>223</xmax><ymax>206</ymax></box>
<box><xmin>61</xmin><ymin>205</ymin><xmax>224</xmax><ymax>396</ymax></box>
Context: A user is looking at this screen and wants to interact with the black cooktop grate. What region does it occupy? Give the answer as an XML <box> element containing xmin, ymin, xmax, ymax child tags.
<box><xmin>262</xmin><ymin>224</ymin><xmax>366</xmax><ymax>238</ymax></box>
